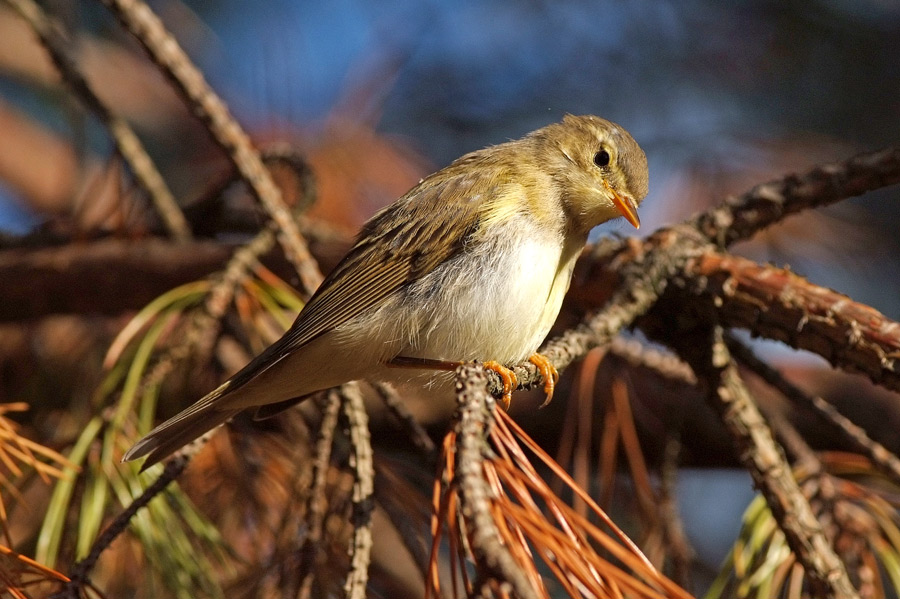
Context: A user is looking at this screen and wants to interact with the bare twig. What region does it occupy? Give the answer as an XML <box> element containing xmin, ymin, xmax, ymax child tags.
<box><xmin>374</xmin><ymin>382</ymin><xmax>436</xmax><ymax>455</ymax></box>
<box><xmin>658</xmin><ymin>437</ymin><xmax>694</xmax><ymax>590</ymax></box>
<box><xmin>727</xmin><ymin>336</ymin><xmax>900</xmax><ymax>487</ymax></box>
<box><xmin>99</xmin><ymin>0</ymin><xmax>323</xmax><ymax>294</ymax></box>
<box><xmin>691</xmin><ymin>147</ymin><xmax>900</xmax><ymax>247</ymax></box>
<box><xmin>673</xmin><ymin>323</ymin><xmax>859</xmax><ymax>599</ymax></box>
<box><xmin>5</xmin><ymin>0</ymin><xmax>191</xmax><ymax>241</ymax></box>
<box><xmin>608</xmin><ymin>336</ymin><xmax>696</xmax><ymax>386</ymax></box>
<box><xmin>341</xmin><ymin>382</ymin><xmax>374</xmax><ymax>599</ymax></box>
<box><xmin>292</xmin><ymin>390</ymin><xmax>341</xmax><ymax>599</ymax></box>
<box><xmin>454</xmin><ymin>363</ymin><xmax>539</xmax><ymax>599</ymax></box>
<box><xmin>58</xmin><ymin>453</ymin><xmax>191</xmax><ymax>598</ymax></box>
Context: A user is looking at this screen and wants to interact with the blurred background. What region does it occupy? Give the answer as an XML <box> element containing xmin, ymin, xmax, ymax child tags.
<box><xmin>1</xmin><ymin>0</ymin><xmax>899</xmax><ymax>595</ymax></box>
<box><xmin>0</xmin><ymin>0</ymin><xmax>900</xmax><ymax>296</ymax></box>
<box><xmin>2</xmin><ymin>0</ymin><xmax>898</xmax><ymax>305</ymax></box>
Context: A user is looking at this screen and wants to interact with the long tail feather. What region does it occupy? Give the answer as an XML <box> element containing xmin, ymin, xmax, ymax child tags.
<box><xmin>123</xmin><ymin>381</ymin><xmax>238</xmax><ymax>469</ymax></box>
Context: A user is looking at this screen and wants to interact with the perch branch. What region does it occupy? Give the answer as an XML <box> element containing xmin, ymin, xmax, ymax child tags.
<box><xmin>495</xmin><ymin>141</ymin><xmax>900</xmax><ymax>396</ymax></box>
<box><xmin>493</xmin><ymin>226</ymin><xmax>712</xmax><ymax>398</ymax></box>
<box><xmin>454</xmin><ymin>363</ymin><xmax>539</xmax><ymax>599</ymax></box>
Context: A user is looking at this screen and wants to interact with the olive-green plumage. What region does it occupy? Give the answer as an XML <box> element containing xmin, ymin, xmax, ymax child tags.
<box><xmin>124</xmin><ymin>114</ymin><xmax>649</xmax><ymax>468</ymax></box>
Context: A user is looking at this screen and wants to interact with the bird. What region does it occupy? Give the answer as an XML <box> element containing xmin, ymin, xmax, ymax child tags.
<box><xmin>123</xmin><ymin>114</ymin><xmax>649</xmax><ymax>468</ymax></box>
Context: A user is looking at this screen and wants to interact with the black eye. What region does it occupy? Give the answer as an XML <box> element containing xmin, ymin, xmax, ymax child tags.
<box><xmin>593</xmin><ymin>149</ymin><xmax>610</xmax><ymax>167</ymax></box>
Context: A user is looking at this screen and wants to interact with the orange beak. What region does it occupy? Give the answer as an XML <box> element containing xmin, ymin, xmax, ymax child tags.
<box><xmin>603</xmin><ymin>180</ymin><xmax>641</xmax><ymax>229</ymax></box>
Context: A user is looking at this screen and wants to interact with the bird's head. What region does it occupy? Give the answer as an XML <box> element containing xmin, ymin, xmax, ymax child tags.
<box><xmin>534</xmin><ymin>114</ymin><xmax>648</xmax><ymax>232</ymax></box>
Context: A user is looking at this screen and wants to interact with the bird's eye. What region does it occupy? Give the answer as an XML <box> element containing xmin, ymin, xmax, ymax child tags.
<box><xmin>593</xmin><ymin>149</ymin><xmax>611</xmax><ymax>167</ymax></box>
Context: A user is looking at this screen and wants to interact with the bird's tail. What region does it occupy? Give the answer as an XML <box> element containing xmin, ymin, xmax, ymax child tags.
<box><xmin>122</xmin><ymin>381</ymin><xmax>240</xmax><ymax>470</ymax></box>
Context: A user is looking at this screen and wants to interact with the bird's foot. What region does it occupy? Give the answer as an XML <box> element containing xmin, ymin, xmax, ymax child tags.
<box><xmin>483</xmin><ymin>361</ymin><xmax>517</xmax><ymax>409</ymax></box>
<box><xmin>528</xmin><ymin>353</ymin><xmax>559</xmax><ymax>407</ymax></box>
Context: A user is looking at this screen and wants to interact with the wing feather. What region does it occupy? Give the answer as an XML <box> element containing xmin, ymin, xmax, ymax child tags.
<box><xmin>124</xmin><ymin>144</ymin><xmax>530</xmax><ymax>465</ymax></box>
<box><xmin>213</xmin><ymin>169</ymin><xmax>494</xmax><ymax>395</ymax></box>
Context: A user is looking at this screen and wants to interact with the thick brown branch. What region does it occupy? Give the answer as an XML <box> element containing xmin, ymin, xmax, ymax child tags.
<box><xmin>0</xmin><ymin>238</ymin><xmax>229</xmax><ymax>320</ymax></box>
<box><xmin>0</xmin><ymin>229</ymin><xmax>351</xmax><ymax>321</ymax></box>
<box><xmin>688</xmin><ymin>252</ymin><xmax>900</xmax><ymax>394</ymax></box>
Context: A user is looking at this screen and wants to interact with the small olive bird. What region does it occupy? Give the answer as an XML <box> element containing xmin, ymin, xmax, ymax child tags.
<box><xmin>124</xmin><ymin>114</ymin><xmax>649</xmax><ymax>468</ymax></box>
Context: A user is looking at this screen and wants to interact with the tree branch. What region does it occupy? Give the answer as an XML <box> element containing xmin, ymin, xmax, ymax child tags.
<box><xmin>690</xmin><ymin>147</ymin><xmax>900</xmax><ymax>247</ymax></box>
<box><xmin>673</xmin><ymin>324</ymin><xmax>859</xmax><ymax>599</ymax></box>
<box><xmin>727</xmin><ymin>335</ymin><xmax>900</xmax><ymax>487</ymax></box>
<box><xmin>689</xmin><ymin>252</ymin><xmax>900</xmax><ymax>394</ymax></box>
<box><xmin>341</xmin><ymin>382</ymin><xmax>374</xmax><ymax>599</ymax></box>
<box><xmin>454</xmin><ymin>363</ymin><xmax>539</xmax><ymax>599</ymax></box>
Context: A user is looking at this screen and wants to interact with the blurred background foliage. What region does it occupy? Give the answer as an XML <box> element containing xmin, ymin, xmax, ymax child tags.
<box><xmin>0</xmin><ymin>0</ymin><xmax>898</xmax><ymax>597</ymax></box>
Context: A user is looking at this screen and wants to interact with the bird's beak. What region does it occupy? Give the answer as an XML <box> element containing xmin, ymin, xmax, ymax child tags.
<box><xmin>603</xmin><ymin>180</ymin><xmax>641</xmax><ymax>229</ymax></box>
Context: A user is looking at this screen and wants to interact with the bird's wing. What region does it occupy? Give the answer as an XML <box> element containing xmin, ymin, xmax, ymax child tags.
<box><xmin>224</xmin><ymin>172</ymin><xmax>492</xmax><ymax>392</ymax></box>
<box><xmin>124</xmin><ymin>166</ymin><xmax>510</xmax><ymax>466</ymax></box>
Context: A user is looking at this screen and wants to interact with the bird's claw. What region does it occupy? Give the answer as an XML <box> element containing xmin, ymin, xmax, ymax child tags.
<box><xmin>484</xmin><ymin>360</ymin><xmax>517</xmax><ymax>409</ymax></box>
<box><xmin>529</xmin><ymin>353</ymin><xmax>559</xmax><ymax>408</ymax></box>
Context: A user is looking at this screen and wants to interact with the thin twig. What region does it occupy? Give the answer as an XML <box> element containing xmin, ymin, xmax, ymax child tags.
<box><xmin>673</xmin><ymin>323</ymin><xmax>859</xmax><ymax>599</ymax></box>
<box><xmin>99</xmin><ymin>0</ymin><xmax>323</xmax><ymax>294</ymax></box>
<box><xmin>608</xmin><ymin>336</ymin><xmax>696</xmax><ymax>386</ymax></box>
<box><xmin>374</xmin><ymin>466</ymin><xmax>436</xmax><ymax>595</ymax></box>
<box><xmin>727</xmin><ymin>336</ymin><xmax>900</xmax><ymax>488</ymax></box>
<box><xmin>373</xmin><ymin>382</ymin><xmax>436</xmax><ymax>455</ymax></box>
<box><xmin>658</xmin><ymin>437</ymin><xmax>694</xmax><ymax>590</ymax></box>
<box><xmin>691</xmin><ymin>146</ymin><xmax>900</xmax><ymax>247</ymax></box>
<box><xmin>5</xmin><ymin>0</ymin><xmax>191</xmax><ymax>241</ymax></box>
<box><xmin>58</xmin><ymin>453</ymin><xmax>190</xmax><ymax>598</ymax></box>
<box><xmin>292</xmin><ymin>390</ymin><xmax>341</xmax><ymax>599</ymax></box>
<box><xmin>341</xmin><ymin>382</ymin><xmax>374</xmax><ymax>599</ymax></box>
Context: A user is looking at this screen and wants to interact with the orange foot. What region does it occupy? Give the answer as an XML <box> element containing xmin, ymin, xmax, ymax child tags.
<box><xmin>529</xmin><ymin>353</ymin><xmax>559</xmax><ymax>407</ymax></box>
<box><xmin>483</xmin><ymin>361</ymin><xmax>518</xmax><ymax>410</ymax></box>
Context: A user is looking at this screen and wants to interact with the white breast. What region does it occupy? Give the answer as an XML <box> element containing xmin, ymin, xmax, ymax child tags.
<box><xmin>394</xmin><ymin>217</ymin><xmax>581</xmax><ymax>365</ymax></box>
